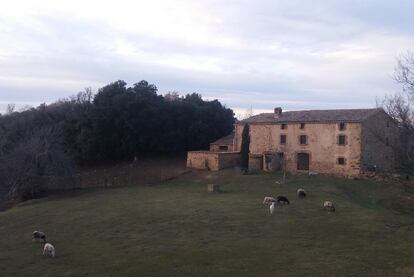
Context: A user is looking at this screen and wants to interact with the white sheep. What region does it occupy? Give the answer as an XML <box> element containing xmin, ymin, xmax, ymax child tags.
<box><xmin>297</xmin><ymin>188</ymin><xmax>307</xmax><ymax>198</ymax></box>
<box><xmin>43</xmin><ymin>243</ymin><xmax>55</xmax><ymax>258</ymax></box>
<box><xmin>270</xmin><ymin>202</ymin><xmax>276</xmax><ymax>215</ymax></box>
<box><xmin>323</xmin><ymin>201</ymin><xmax>335</xmax><ymax>212</ymax></box>
<box><xmin>308</xmin><ymin>171</ymin><xmax>318</xmax><ymax>177</ymax></box>
<box><xmin>263</xmin><ymin>196</ymin><xmax>276</xmax><ymax>205</ymax></box>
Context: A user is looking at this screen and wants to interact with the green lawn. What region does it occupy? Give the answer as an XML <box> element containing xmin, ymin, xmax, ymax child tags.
<box><xmin>1</xmin><ymin>170</ymin><xmax>414</xmax><ymax>276</ymax></box>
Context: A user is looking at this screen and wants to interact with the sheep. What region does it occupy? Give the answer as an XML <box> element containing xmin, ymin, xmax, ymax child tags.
<box><xmin>42</xmin><ymin>243</ymin><xmax>55</xmax><ymax>258</ymax></box>
<box><xmin>263</xmin><ymin>196</ymin><xmax>276</xmax><ymax>205</ymax></box>
<box><xmin>323</xmin><ymin>201</ymin><xmax>335</xmax><ymax>212</ymax></box>
<box><xmin>297</xmin><ymin>188</ymin><xmax>307</xmax><ymax>198</ymax></box>
<box><xmin>270</xmin><ymin>202</ymin><xmax>276</xmax><ymax>215</ymax></box>
<box><xmin>308</xmin><ymin>171</ymin><xmax>318</xmax><ymax>177</ymax></box>
<box><xmin>32</xmin><ymin>231</ymin><xmax>46</xmax><ymax>243</ymax></box>
<box><xmin>276</xmin><ymin>195</ymin><xmax>290</xmax><ymax>205</ymax></box>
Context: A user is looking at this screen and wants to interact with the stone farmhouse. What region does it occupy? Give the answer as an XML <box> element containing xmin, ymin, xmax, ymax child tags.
<box><xmin>187</xmin><ymin>107</ymin><xmax>400</xmax><ymax>177</ymax></box>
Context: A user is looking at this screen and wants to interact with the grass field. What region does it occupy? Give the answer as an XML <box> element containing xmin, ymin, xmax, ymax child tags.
<box><xmin>1</xmin><ymin>169</ymin><xmax>414</xmax><ymax>276</ymax></box>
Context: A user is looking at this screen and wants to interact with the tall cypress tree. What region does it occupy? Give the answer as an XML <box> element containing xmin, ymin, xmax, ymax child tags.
<box><xmin>240</xmin><ymin>124</ymin><xmax>250</xmax><ymax>170</ymax></box>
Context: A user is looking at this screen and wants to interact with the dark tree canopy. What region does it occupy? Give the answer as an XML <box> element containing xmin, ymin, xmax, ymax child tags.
<box><xmin>0</xmin><ymin>80</ymin><xmax>235</xmax><ymax>164</ymax></box>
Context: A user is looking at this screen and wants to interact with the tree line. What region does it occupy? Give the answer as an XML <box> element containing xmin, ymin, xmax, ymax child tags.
<box><xmin>0</xmin><ymin>80</ymin><xmax>235</xmax><ymax>204</ymax></box>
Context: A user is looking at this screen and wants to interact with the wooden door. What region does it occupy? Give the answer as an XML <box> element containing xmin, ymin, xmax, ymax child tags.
<box><xmin>297</xmin><ymin>153</ymin><xmax>309</xmax><ymax>171</ymax></box>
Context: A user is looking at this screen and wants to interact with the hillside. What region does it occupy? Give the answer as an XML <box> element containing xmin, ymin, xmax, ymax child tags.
<box><xmin>0</xmin><ymin>170</ymin><xmax>414</xmax><ymax>276</ymax></box>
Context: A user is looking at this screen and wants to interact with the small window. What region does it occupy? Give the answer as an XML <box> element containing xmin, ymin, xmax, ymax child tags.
<box><xmin>278</xmin><ymin>152</ymin><xmax>284</xmax><ymax>158</ymax></box>
<box><xmin>339</xmin><ymin>122</ymin><xmax>346</xmax><ymax>131</ymax></box>
<box><xmin>337</xmin><ymin>157</ymin><xmax>346</xmax><ymax>165</ymax></box>
<box><xmin>219</xmin><ymin>145</ymin><xmax>228</xmax><ymax>151</ymax></box>
<box><xmin>386</xmin><ymin>121</ymin><xmax>390</xmax><ymax>128</ymax></box>
<box><xmin>280</xmin><ymin>134</ymin><xmax>287</xmax><ymax>144</ymax></box>
<box><xmin>338</xmin><ymin>135</ymin><xmax>346</xmax><ymax>145</ymax></box>
<box><xmin>300</xmin><ymin>123</ymin><xmax>305</xmax><ymax>129</ymax></box>
<box><xmin>386</xmin><ymin>138</ymin><xmax>389</xmax><ymax>146</ymax></box>
<box><xmin>281</xmin><ymin>123</ymin><xmax>287</xmax><ymax>130</ymax></box>
<box><xmin>299</xmin><ymin>135</ymin><xmax>307</xmax><ymax>145</ymax></box>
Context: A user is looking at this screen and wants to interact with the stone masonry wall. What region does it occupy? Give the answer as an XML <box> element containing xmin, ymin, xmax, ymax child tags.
<box><xmin>187</xmin><ymin>151</ymin><xmax>240</xmax><ymax>171</ymax></box>
<box><xmin>235</xmin><ymin>122</ymin><xmax>362</xmax><ymax>176</ymax></box>
<box><xmin>361</xmin><ymin>111</ymin><xmax>400</xmax><ymax>172</ymax></box>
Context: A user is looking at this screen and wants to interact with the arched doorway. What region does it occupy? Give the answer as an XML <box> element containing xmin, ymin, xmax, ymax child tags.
<box><xmin>297</xmin><ymin>153</ymin><xmax>309</xmax><ymax>171</ymax></box>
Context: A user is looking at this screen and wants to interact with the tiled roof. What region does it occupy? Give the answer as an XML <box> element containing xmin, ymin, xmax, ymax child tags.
<box><xmin>211</xmin><ymin>133</ymin><xmax>234</xmax><ymax>145</ymax></box>
<box><xmin>240</xmin><ymin>108</ymin><xmax>382</xmax><ymax>124</ymax></box>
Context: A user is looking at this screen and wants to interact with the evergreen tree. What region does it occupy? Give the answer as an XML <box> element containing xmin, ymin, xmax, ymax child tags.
<box><xmin>240</xmin><ymin>124</ymin><xmax>250</xmax><ymax>170</ymax></box>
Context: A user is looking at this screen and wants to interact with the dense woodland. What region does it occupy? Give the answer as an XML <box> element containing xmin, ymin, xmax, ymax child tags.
<box><xmin>0</xmin><ymin>80</ymin><xmax>235</xmax><ymax>203</ymax></box>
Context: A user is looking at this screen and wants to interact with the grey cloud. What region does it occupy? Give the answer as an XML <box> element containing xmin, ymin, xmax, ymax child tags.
<box><xmin>0</xmin><ymin>1</ymin><xmax>412</xmax><ymax>115</ymax></box>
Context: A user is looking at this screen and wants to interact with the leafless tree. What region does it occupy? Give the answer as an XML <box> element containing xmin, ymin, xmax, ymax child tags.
<box><xmin>394</xmin><ymin>51</ymin><xmax>414</xmax><ymax>95</ymax></box>
<box><xmin>377</xmin><ymin>93</ymin><xmax>413</xmax><ymax>131</ymax></box>
<box><xmin>72</xmin><ymin>87</ymin><xmax>94</xmax><ymax>104</ymax></box>
<box><xmin>164</xmin><ymin>91</ymin><xmax>180</xmax><ymax>102</ymax></box>
<box><xmin>6</xmin><ymin>103</ymin><xmax>15</xmax><ymax>114</ymax></box>
<box><xmin>0</xmin><ymin>126</ymin><xmax>78</xmax><ymax>202</ymax></box>
<box><xmin>377</xmin><ymin>51</ymin><xmax>414</xmax><ymax>168</ymax></box>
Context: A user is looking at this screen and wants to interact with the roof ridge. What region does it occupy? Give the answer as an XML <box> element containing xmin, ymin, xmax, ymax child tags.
<box><xmin>240</xmin><ymin>108</ymin><xmax>382</xmax><ymax>124</ymax></box>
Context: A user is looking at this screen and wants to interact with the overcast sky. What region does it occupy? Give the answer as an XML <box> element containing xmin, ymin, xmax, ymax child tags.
<box><xmin>1</xmin><ymin>0</ymin><xmax>413</xmax><ymax>117</ymax></box>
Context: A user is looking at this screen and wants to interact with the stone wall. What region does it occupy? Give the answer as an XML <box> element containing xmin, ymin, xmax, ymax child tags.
<box><xmin>210</xmin><ymin>143</ymin><xmax>233</xmax><ymax>152</ymax></box>
<box><xmin>248</xmin><ymin>154</ymin><xmax>263</xmax><ymax>171</ymax></box>
<box><xmin>187</xmin><ymin>151</ymin><xmax>240</xmax><ymax>171</ymax></box>
<box><xmin>361</xmin><ymin>110</ymin><xmax>400</xmax><ymax>172</ymax></box>
<box><xmin>235</xmin><ymin>122</ymin><xmax>362</xmax><ymax>176</ymax></box>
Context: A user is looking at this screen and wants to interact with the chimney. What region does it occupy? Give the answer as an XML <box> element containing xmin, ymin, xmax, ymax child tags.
<box><xmin>274</xmin><ymin>107</ymin><xmax>282</xmax><ymax>117</ymax></box>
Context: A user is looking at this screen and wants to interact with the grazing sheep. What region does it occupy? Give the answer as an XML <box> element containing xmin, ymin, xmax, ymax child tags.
<box><xmin>270</xmin><ymin>202</ymin><xmax>276</xmax><ymax>215</ymax></box>
<box><xmin>297</xmin><ymin>188</ymin><xmax>307</xmax><ymax>198</ymax></box>
<box><xmin>43</xmin><ymin>243</ymin><xmax>55</xmax><ymax>258</ymax></box>
<box><xmin>323</xmin><ymin>201</ymin><xmax>335</xmax><ymax>212</ymax></box>
<box><xmin>308</xmin><ymin>171</ymin><xmax>318</xmax><ymax>177</ymax></box>
<box><xmin>32</xmin><ymin>231</ymin><xmax>46</xmax><ymax>242</ymax></box>
<box><xmin>276</xmin><ymin>195</ymin><xmax>290</xmax><ymax>205</ymax></box>
<box><xmin>263</xmin><ymin>196</ymin><xmax>276</xmax><ymax>205</ymax></box>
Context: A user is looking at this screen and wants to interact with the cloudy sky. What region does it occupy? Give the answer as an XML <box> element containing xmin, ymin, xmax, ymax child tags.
<box><xmin>1</xmin><ymin>0</ymin><xmax>413</xmax><ymax>117</ymax></box>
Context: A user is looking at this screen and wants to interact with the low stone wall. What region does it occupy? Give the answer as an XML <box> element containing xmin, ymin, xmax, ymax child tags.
<box><xmin>187</xmin><ymin>151</ymin><xmax>240</xmax><ymax>171</ymax></box>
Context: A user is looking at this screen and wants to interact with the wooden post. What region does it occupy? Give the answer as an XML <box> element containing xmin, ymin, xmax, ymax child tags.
<box><xmin>207</xmin><ymin>184</ymin><xmax>220</xmax><ymax>192</ymax></box>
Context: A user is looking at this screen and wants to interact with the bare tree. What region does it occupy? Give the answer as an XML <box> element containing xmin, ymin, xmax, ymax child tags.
<box><xmin>377</xmin><ymin>51</ymin><xmax>414</xmax><ymax>169</ymax></box>
<box><xmin>5</xmin><ymin>103</ymin><xmax>15</xmax><ymax>114</ymax></box>
<box><xmin>394</xmin><ymin>51</ymin><xmax>414</xmax><ymax>95</ymax></box>
<box><xmin>0</xmin><ymin>126</ymin><xmax>78</xmax><ymax>202</ymax></box>
<box><xmin>377</xmin><ymin>92</ymin><xmax>413</xmax><ymax>130</ymax></box>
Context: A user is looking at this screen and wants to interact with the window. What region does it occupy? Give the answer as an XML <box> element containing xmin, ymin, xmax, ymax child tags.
<box><xmin>339</xmin><ymin>122</ymin><xmax>346</xmax><ymax>131</ymax></box>
<box><xmin>337</xmin><ymin>157</ymin><xmax>346</xmax><ymax>165</ymax></box>
<box><xmin>338</xmin><ymin>135</ymin><xmax>346</xmax><ymax>145</ymax></box>
<box><xmin>300</xmin><ymin>123</ymin><xmax>305</xmax><ymax>129</ymax></box>
<box><xmin>386</xmin><ymin>138</ymin><xmax>389</xmax><ymax>146</ymax></box>
<box><xmin>280</xmin><ymin>134</ymin><xmax>287</xmax><ymax>144</ymax></box>
<box><xmin>219</xmin><ymin>145</ymin><xmax>228</xmax><ymax>151</ymax></box>
<box><xmin>278</xmin><ymin>152</ymin><xmax>284</xmax><ymax>158</ymax></box>
<box><xmin>299</xmin><ymin>135</ymin><xmax>307</xmax><ymax>145</ymax></box>
<box><xmin>281</xmin><ymin>123</ymin><xmax>287</xmax><ymax>130</ymax></box>
<box><xmin>386</xmin><ymin>121</ymin><xmax>390</xmax><ymax>128</ymax></box>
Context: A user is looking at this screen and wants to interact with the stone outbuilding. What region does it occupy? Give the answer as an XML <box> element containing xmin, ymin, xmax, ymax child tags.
<box><xmin>187</xmin><ymin>132</ymin><xmax>239</xmax><ymax>171</ymax></box>
<box><xmin>209</xmin><ymin>133</ymin><xmax>234</xmax><ymax>152</ymax></box>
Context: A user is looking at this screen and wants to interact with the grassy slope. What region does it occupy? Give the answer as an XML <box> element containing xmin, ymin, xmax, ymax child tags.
<box><xmin>0</xmin><ymin>170</ymin><xmax>413</xmax><ymax>277</ymax></box>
